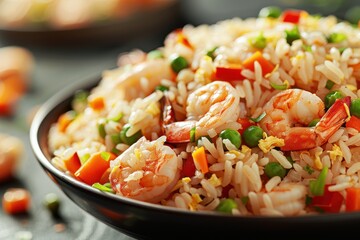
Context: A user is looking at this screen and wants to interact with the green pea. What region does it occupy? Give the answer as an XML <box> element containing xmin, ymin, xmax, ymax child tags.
<box><xmin>251</xmin><ymin>33</ymin><xmax>267</xmax><ymax>49</ymax></box>
<box><xmin>308</xmin><ymin>118</ymin><xmax>320</xmax><ymax>127</ymax></box>
<box><xmin>285</xmin><ymin>26</ymin><xmax>301</xmax><ymax>45</ymax></box>
<box><xmin>216</xmin><ymin>198</ymin><xmax>238</xmax><ymax>213</ymax></box>
<box><xmin>147</xmin><ymin>49</ymin><xmax>164</xmax><ymax>60</ymax></box>
<box><xmin>170</xmin><ymin>55</ymin><xmax>188</xmax><ymax>73</ymax></box>
<box><xmin>258</xmin><ymin>6</ymin><xmax>282</xmax><ymax>18</ymax></box>
<box><xmin>43</xmin><ymin>193</ymin><xmax>61</xmax><ymax>215</ymax></box>
<box><xmin>324</xmin><ymin>90</ymin><xmax>343</xmax><ymax>109</ymax></box>
<box><xmin>242</xmin><ymin>126</ymin><xmax>264</xmax><ymax>148</ymax></box>
<box><xmin>350</xmin><ymin>98</ymin><xmax>360</xmax><ymax>118</ymax></box>
<box><xmin>264</xmin><ymin>162</ymin><xmax>287</xmax><ymax>179</ymax></box>
<box><xmin>219</xmin><ymin>129</ymin><xmax>241</xmax><ymax>149</ymax></box>
<box><xmin>120</xmin><ymin>124</ymin><xmax>142</xmax><ymax>145</ymax></box>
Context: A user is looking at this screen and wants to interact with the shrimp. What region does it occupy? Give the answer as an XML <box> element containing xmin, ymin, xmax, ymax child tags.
<box><xmin>258</xmin><ymin>183</ymin><xmax>307</xmax><ymax>216</ymax></box>
<box><xmin>99</xmin><ymin>59</ymin><xmax>173</xmax><ymax>101</ymax></box>
<box><xmin>259</xmin><ymin>89</ymin><xmax>351</xmax><ymax>151</ymax></box>
<box><xmin>109</xmin><ymin>136</ymin><xmax>181</xmax><ymax>203</ymax></box>
<box><xmin>163</xmin><ymin>81</ymin><xmax>240</xmax><ymax>143</ymax></box>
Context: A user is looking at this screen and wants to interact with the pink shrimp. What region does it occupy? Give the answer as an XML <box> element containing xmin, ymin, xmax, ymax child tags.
<box><xmin>109</xmin><ymin>136</ymin><xmax>181</xmax><ymax>203</ymax></box>
<box><xmin>162</xmin><ymin>81</ymin><xmax>240</xmax><ymax>143</ymax></box>
<box><xmin>259</xmin><ymin>89</ymin><xmax>351</xmax><ymax>151</ymax></box>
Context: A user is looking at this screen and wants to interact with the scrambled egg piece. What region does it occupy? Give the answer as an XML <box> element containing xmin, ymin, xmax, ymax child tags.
<box><xmin>241</xmin><ymin>145</ymin><xmax>251</xmax><ymax>154</ymax></box>
<box><xmin>344</xmin><ymin>103</ymin><xmax>351</xmax><ymax>122</ymax></box>
<box><xmin>189</xmin><ymin>193</ymin><xmax>202</xmax><ymax>211</ymax></box>
<box><xmin>208</xmin><ymin>174</ymin><xmax>222</xmax><ymax>187</ymax></box>
<box><xmin>145</xmin><ymin>102</ymin><xmax>160</xmax><ymax>116</ymax></box>
<box><xmin>258</xmin><ymin>133</ymin><xmax>285</xmax><ymax>153</ymax></box>
<box><xmin>314</xmin><ymin>151</ymin><xmax>323</xmax><ymax>170</ymax></box>
<box><xmin>328</xmin><ymin>144</ymin><xmax>343</xmax><ymax>162</ymax></box>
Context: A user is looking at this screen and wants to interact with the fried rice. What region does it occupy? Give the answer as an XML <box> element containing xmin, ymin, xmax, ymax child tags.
<box><xmin>48</xmin><ymin>8</ymin><xmax>360</xmax><ymax>216</ymax></box>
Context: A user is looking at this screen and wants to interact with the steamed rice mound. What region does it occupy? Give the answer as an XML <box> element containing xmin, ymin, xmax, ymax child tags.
<box><xmin>48</xmin><ymin>8</ymin><xmax>360</xmax><ymax>216</ymax></box>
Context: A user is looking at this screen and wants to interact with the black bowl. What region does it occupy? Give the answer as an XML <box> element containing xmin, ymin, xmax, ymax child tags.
<box><xmin>30</xmin><ymin>76</ymin><xmax>360</xmax><ymax>239</ymax></box>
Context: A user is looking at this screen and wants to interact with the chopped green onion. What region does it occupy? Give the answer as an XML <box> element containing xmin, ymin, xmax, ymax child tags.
<box><xmin>111</xmin><ymin>134</ymin><xmax>121</xmax><ymax>145</ymax></box>
<box><xmin>327</xmin><ymin>33</ymin><xmax>347</xmax><ymax>43</ymax></box>
<box><xmin>241</xmin><ymin>196</ymin><xmax>249</xmax><ymax>205</ymax></box>
<box><xmin>270</xmin><ymin>81</ymin><xmax>289</xmax><ymax>90</ymax></box>
<box><xmin>98</xmin><ymin>123</ymin><xmax>106</xmax><ymax>139</ymax></box>
<box><xmin>170</xmin><ymin>55</ymin><xmax>188</xmax><ymax>73</ymax></box>
<box><xmin>120</xmin><ymin>124</ymin><xmax>143</xmax><ymax>145</ymax></box>
<box><xmin>338</xmin><ymin>47</ymin><xmax>348</xmax><ymax>54</ymax></box>
<box><xmin>111</xmin><ymin>147</ymin><xmax>120</xmax><ymax>155</ymax></box>
<box><xmin>43</xmin><ymin>193</ymin><xmax>61</xmax><ymax>215</ymax></box>
<box><xmin>258</xmin><ymin>6</ymin><xmax>282</xmax><ymax>18</ymax></box>
<box><xmin>309</xmin><ymin>166</ymin><xmax>328</xmax><ymax>196</ymax></box>
<box><xmin>206</xmin><ymin>46</ymin><xmax>218</xmax><ymax>60</ymax></box>
<box><xmin>108</xmin><ymin>113</ymin><xmax>123</xmax><ymax>122</ymax></box>
<box><xmin>147</xmin><ymin>49</ymin><xmax>164</xmax><ymax>60</ymax></box>
<box><xmin>250</xmin><ymin>112</ymin><xmax>266</xmax><ymax>123</ymax></box>
<box><xmin>92</xmin><ymin>183</ymin><xmax>115</xmax><ymax>193</ymax></box>
<box><xmin>155</xmin><ymin>85</ymin><xmax>169</xmax><ymax>92</ymax></box>
<box><xmin>303</xmin><ymin>165</ymin><xmax>315</xmax><ymax>175</ymax></box>
<box><xmin>325</xmin><ymin>80</ymin><xmax>335</xmax><ymax>90</ymax></box>
<box><xmin>308</xmin><ymin>118</ymin><xmax>320</xmax><ymax>127</ymax></box>
<box><xmin>72</xmin><ymin>90</ymin><xmax>89</xmax><ymax>113</ymax></box>
<box><xmin>305</xmin><ymin>195</ymin><xmax>313</xmax><ymax>206</ymax></box>
<box><xmin>80</xmin><ymin>153</ymin><xmax>90</xmax><ymax>164</ymax></box>
<box><xmin>286</xmin><ymin>156</ymin><xmax>294</xmax><ymax>165</ymax></box>
<box><xmin>250</xmin><ymin>33</ymin><xmax>267</xmax><ymax>49</ymax></box>
<box><xmin>190</xmin><ymin>127</ymin><xmax>196</xmax><ymax>142</ymax></box>
<box><xmin>100</xmin><ymin>151</ymin><xmax>111</xmax><ymax>161</ymax></box>
<box><xmin>285</xmin><ymin>26</ymin><xmax>301</xmax><ymax>45</ymax></box>
<box><xmin>302</xmin><ymin>45</ymin><xmax>312</xmax><ymax>52</ymax></box>
<box><xmin>216</xmin><ymin>198</ymin><xmax>238</xmax><ymax>213</ymax></box>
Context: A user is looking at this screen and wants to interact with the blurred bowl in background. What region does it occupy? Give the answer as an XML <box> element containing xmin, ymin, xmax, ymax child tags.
<box><xmin>180</xmin><ymin>0</ymin><xmax>356</xmax><ymax>25</ymax></box>
<box><xmin>0</xmin><ymin>0</ymin><xmax>181</xmax><ymax>48</ymax></box>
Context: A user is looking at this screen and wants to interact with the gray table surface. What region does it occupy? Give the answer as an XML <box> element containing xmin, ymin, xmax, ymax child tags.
<box><xmin>0</xmin><ymin>35</ymin><xmax>165</xmax><ymax>240</ymax></box>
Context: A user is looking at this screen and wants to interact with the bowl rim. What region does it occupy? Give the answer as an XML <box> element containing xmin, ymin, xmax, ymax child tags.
<box><xmin>29</xmin><ymin>73</ymin><xmax>360</xmax><ymax>223</ymax></box>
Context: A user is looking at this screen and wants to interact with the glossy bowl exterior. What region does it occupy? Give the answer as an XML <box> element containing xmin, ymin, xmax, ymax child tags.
<box><xmin>30</xmin><ymin>76</ymin><xmax>360</xmax><ymax>239</ymax></box>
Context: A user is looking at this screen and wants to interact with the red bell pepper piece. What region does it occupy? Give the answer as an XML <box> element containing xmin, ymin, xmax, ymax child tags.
<box><xmin>311</xmin><ymin>184</ymin><xmax>344</xmax><ymax>213</ymax></box>
<box><xmin>215</xmin><ymin>65</ymin><xmax>245</xmax><ymax>81</ymax></box>
<box><xmin>282</xmin><ymin>9</ymin><xmax>303</xmax><ymax>24</ymax></box>
<box><xmin>346</xmin><ymin>116</ymin><xmax>360</xmax><ymax>132</ymax></box>
<box><xmin>182</xmin><ymin>155</ymin><xmax>196</xmax><ymax>178</ymax></box>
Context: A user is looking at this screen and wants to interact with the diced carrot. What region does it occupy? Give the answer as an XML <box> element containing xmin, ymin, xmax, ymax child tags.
<box><xmin>350</xmin><ymin>62</ymin><xmax>360</xmax><ymax>71</ymax></box>
<box><xmin>346</xmin><ymin>116</ymin><xmax>360</xmax><ymax>132</ymax></box>
<box><xmin>63</xmin><ymin>151</ymin><xmax>81</xmax><ymax>175</ymax></box>
<box><xmin>166</xmin><ymin>29</ymin><xmax>193</xmax><ymax>49</ymax></box>
<box><xmin>346</xmin><ymin>187</ymin><xmax>360</xmax><ymax>212</ymax></box>
<box><xmin>242</xmin><ymin>51</ymin><xmax>274</xmax><ymax>76</ymax></box>
<box><xmin>57</xmin><ymin>111</ymin><xmax>76</xmax><ymax>133</ymax></box>
<box><xmin>75</xmin><ymin>152</ymin><xmax>116</xmax><ymax>185</ymax></box>
<box><xmin>237</xmin><ymin>117</ymin><xmax>255</xmax><ymax>135</ymax></box>
<box><xmin>2</xmin><ymin>188</ymin><xmax>31</xmax><ymax>215</ymax></box>
<box><xmin>99</xmin><ymin>168</ymin><xmax>111</xmax><ymax>185</ymax></box>
<box><xmin>192</xmin><ymin>146</ymin><xmax>208</xmax><ymax>174</ymax></box>
<box><xmin>88</xmin><ymin>96</ymin><xmax>105</xmax><ymax>111</ymax></box>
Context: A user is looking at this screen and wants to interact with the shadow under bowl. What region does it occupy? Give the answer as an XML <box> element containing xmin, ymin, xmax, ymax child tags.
<box><xmin>30</xmin><ymin>76</ymin><xmax>360</xmax><ymax>239</ymax></box>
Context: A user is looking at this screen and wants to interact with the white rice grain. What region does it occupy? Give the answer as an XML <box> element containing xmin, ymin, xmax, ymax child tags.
<box><xmin>201</xmin><ymin>179</ymin><xmax>218</xmax><ymax>198</ymax></box>
<box><xmin>339</xmin><ymin>140</ymin><xmax>352</xmax><ymax>163</ymax></box>
<box><xmin>222</xmin><ymin>160</ymin><xmax>233</xmax><ymax>187</ymax></box>
<box><xmin>265</xmin><ymin>176</ymin><xmax>282</xmax><ymax>192</ymax></box>
<box><xmin>346</xmin><ymin>133</ymin><xmax>360</xmax><ymax>146</ymax></box>
<box><xmin>328</xmin><ymin>128</ymin><xmax>345</xmax><ymax>143</ymax></box>
<box><xmin>347</xmin><ymin>162</ymin><xmax>360</xmax><ymax>175</ymax></box>
<box><xmin>270</xmin><ymin>149</ymin><xmax>292</xmax><ymax>169</ymax></box>
<box><xmin>248</xmin><ymin>192</ymin><xmax>260</xmax><ymax>215</ymax></box>
<box><xmin>328</xmin><ymin>182</ymin><xmax>352</xmax><ymax>192</ymax></box>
